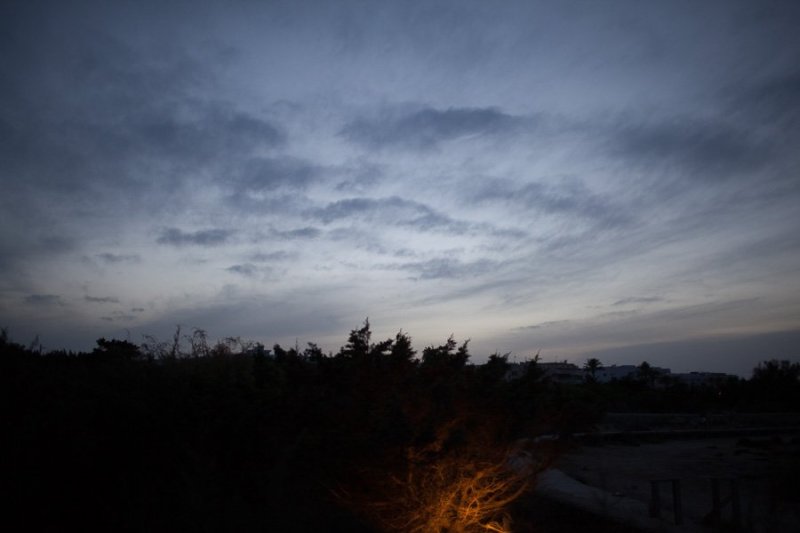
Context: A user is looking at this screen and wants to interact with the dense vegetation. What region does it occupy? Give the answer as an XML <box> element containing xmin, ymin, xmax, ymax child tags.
<box><xmin>2</xmin><ymin>323</ymin><xmax>798</xmax><ymax>532</ymax></box>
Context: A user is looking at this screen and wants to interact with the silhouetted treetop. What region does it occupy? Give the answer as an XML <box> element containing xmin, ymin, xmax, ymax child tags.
<box><xmin>92</xmin><ymin>337</ymin><xmax>142</xmax><ymax>360</ymax></box>
<box><xmin>752</xmin><ymin>359</ymin><xmax>800</xmax><ymax>384</ymax></box>
<box><xmin>421</xmin><ymin>335</ymin><xmax>470</xmax><ymax>370</ymax></box>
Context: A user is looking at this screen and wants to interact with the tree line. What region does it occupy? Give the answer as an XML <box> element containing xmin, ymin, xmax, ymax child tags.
<box><xmin>2</xmin><ymin>323</ymin><xmax>797</xmax><ymax>532</ymax></box>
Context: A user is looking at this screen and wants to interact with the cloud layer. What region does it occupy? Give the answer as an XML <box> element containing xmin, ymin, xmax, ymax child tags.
<box><xmin>1</xmin><ymin>0</ymin><xmax>799</xmax><ymax>374</ymax></box>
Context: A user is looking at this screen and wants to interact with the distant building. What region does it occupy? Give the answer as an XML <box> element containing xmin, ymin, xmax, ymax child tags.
<box><xmin>500</xmin><ymin>360</ymin><xmax>736</xmax><ymax>387</ymax></box>
<box><xmin>503</xmin><ymin>362</ymin><xmax>530</xmax><ymax>381</ymax></box>
<box><xmin>595</xmin><ymin>365</ymin><xmax>638</xmax><ymax>382</ymax></box>
<box><xmin>594</xmin><ymin>364</ymin><xmax>671</xmax><ymax>383</ymax></box>
<box><xmin>538</xmin><ymin>362</ymin><xmax>584</xmax><ymax>384</ymax></box>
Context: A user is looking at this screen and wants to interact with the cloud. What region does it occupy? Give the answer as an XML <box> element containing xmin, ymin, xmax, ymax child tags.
<box><xmin>271</xmin><ymin>227</ymin><xmax>322</xmax><ymax>240</ymax></box>
<box><xmin>38</xmin><ymin>235</ymin><xmax>76</xmax><ymax>253</ymax></box>
<box><xmin>513</xmin><ymin>320</ymin><xmax>571</xmax><ymax>331</ymax></box>
<box><xmin>612</xmin><ymin>296</ymin><xmax>663</xmax><ymax>306</ymax></box>
<box><xmin>85</xmin><ymin>296</ymin><xmax>120</xmax><ymax>303</ymax></box>
<box><xmin>340</xmin><ymin>106</ymin><xmax>524</xmax><ymax>149</ymax></box>
<box><xmin>95</xmin><ymin>253</ymin><xmax>141</xmax><ymax>264</ymax></box>
<box><xmin>156</xmin><ymin>228</ymin><xmax>235</xmax><ymax>247</ymax></box>
<box><xmin>470</xmin><ymin>178</ymin><xmax>632</xmax><ymax>227</ymax></box>
<box><xmin>225</xmin><ymin>264</ymin><xmax>267</xmax><ymax>278</ymax></box>
<box><xmin>123</xmin><ymin>106</ymin><xmax>284</xmax><ymax>165</ymax></box>
<box><xmin>236</xmin><ymin>157</ymin><xmax>317</xmax><ymax>191</ymax></box>
<box><xmin>0</xmin><ymin>25</ymin><xmax>284</xmax><ymax>206</ymax></box>
<box><xmin>223</xmin><ymin>190</ymin><xmax>309</xmax><ymax>214</ymax></box>
<box><xmin>314</xmin><ymin>197</ymin><xmax>406</xmax><ymax>223</ymax></box>
<box><xmin>249</xmin><ymin>251</ymin><xmax>292</xmax><ymax>262</ymax></box>
<box><xmin>100</xmin><ymin>312</ymin><xmax>136</xmax><ymax>322</ymax></box>
<box><xmin>385</xmin><ymin>257</ymin><xmax>499</xmax><ymax>280</ymax></box>
<box><xmin>722</xmin><ymin>72</ymin><xmax>800</xmax><ymax>172</ymax></box>
<box><xmin>609</xmin><ymin>116</ymin><xmax>766</xmax><ymax>179</ymax></box>
<box><xmin>730</xmin><ymin>71</ymin><xmax>800</xmax><ymax>125</ymax></box>
<box><xmin>24</xmin><ymin>294</ymin><xmax>62</xmax><ymax>306</ymax></box>
<box><xmin>333</xmin><ymin>162</ymin><xmax>383</xmax><ymax>193</ymax></box>
<box><xmin>0</xmin><ymin>232</ymin><xmax>78</xmax><ymax>286</ymax></box>
<box><xmin>313</xmin><ymin>196</ymin><xmax>472</xmax><ymax>234</ymax></box>
<box><xmin>3</xmin><ymin>0</ymin><xmax>799</xmax><ymax>370</ymax></box>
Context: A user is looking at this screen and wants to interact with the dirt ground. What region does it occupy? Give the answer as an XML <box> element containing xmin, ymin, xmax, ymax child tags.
<box><xmin>544</xmin><ymin>434</ymin><xmax>800</xmax><ymax>531</ymax></box>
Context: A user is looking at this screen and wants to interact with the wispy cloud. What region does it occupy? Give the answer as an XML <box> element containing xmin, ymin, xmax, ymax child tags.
<box><xmin>100</xmin><ymin>312</ymin><xmax>136</xmax><ymax>322</ymax></box>
<box><xmin>608</xmin><ymin>116</ymin><xmax>767</xmax><ymax>179</ymax></box>
<box><xmin>2</xmin><ymin>0</ymin><xmax>798</xmax><ymax>370</ymax></box>
<box><xmin>225</xmin><ymin>263</ymin><xmax>274</xmax><ymax>278</ymax></box>
<box><xmin>24</xmin><ymin>294</ymin><xmax>62</xmax><ymax>306</ymax></box>
<box><xmin>270</xmin><ymin>227</ymin><xmax>321</xmax><ymax>240</ymax></box>
<box><xmin>382</xmin><ymin>257</ymin><xmax>500</xmax><ymax>280</ymax></box>
<box><xmin>729</xmin><ymin>71</ymin><xmax>800</xmax><ymax>125</ymax></box>
<box><xmin>513</xmin><ymin>320</ymin><xmax>571</xmax><ymax>331</ymax></box>
<box><xmin>85</xmin><ymin>296</ymin><xmax>120</xmax><ymax>303</ymax></box>
<box><xmin>249</xmin><ymin>251</ymin><xmax>292</xmax><ymax>262</ymax></box>
<box><xmin>95</xmin><ymin>253</ymin><xmax>141</xmax><ymax>264</ymax></box>
<box><xmin>312</xmin><ymin>196</ymin><xmax>474</xmax><ymax>234</ymax></box>
<box><xmin>612</xmin><ymin>296</ymin><xmax>663</xmax><ymax>306</ymax></box>
<box><xmin>235</xmin><ymin>157</ymin><xmax>317</xmax><ymax>191</ymax></box>
<box><xmin>156</xmin><ymin>228</ymin><xmax>235</xmax><ymax>247</ymax></box>
<box><xmin>341</xmin><ymin>106</ymin><xmax>525</xmax><ymax>150</ymax></box>
<box><xmin>469</xmin><ymin>178</ymin><xmax>632</xmax><ymax>227</ymax></box>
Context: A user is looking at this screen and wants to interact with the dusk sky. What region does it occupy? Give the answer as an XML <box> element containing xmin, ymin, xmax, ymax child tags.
<box><xmin>2</xmin><ymin>0</ymin><xmax>799</xmax><ymax>376</ymax></box>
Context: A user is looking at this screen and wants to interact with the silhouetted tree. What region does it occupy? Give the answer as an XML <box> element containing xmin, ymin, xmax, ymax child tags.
<box><xmin>421</xmin><ymin>335</ymin><xmax>469</xmax><ymax>370</ymax></box>
<box><xmin>303</xmin><ymin>341</ymin><xmax>325</xmax><ymax>362</ymax></box>
<box><xmin>389</xmin><ymin>330</ymin><xmax>417</xmax><ymax>367</ymax></box>
<box><xmin>637</xmin><ymin>361</ymin><xmax>658</xmax><ymax>387</ymax></box>
<box><xmin>480</xmin><ymin>352</ymin><xmax>511</xmax><ymax>384</ymax></box>
<box><xmin>340</xmin><ymin>318</ymin><xmax>372</xmax><ymax>360</ymax></box>
<box><xmin>750</xmin><ymin>359</ymin><xmax>800</xmax><ymax>411</ymax></box>
<box><xmin>92</xmin><ymin>337</ymin><xmax>142</xmax><ymax>360</ymax></box>
<box><xmin>186</xmin><ymin>328</ymin><xmax>210</xmax><ymax>358</ymax></box>
<box><xmin>752</xmin><ymin>359</ymin><xmax>800</xmax><ymax>385</ymax></box>
<box><xmin>583</xmin><ymin>357</ymin><xmax>602</xmax><ymax>382</ymax></box>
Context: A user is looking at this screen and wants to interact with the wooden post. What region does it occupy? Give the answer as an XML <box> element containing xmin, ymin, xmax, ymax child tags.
<box><xmin>650</xmin><ymin>480</ymin><xmax>661</xmax><ymax>518</ymax></box>
<box><xmin>649</xmin><ymin>479</ymin><xmax>682</xmax><ymax>524</ymax></box>
<box><xmin>710</xmin><ymin>477</ymin><xmax>741</xmax><ymax>529</ymax></box>
<box><xmin>711</xmin><ymin>478</ymin><xmax>721</xmax><ymax>526</ymax></box>
<box><xmin>730</xmin><ymin>479</ymin><xmax>741</xmax><ymax>527</ymax></box>
<box><xmin>672</xmin><ymin>479</ymin><xmax>683</xmax><ymax>525</ymax></box>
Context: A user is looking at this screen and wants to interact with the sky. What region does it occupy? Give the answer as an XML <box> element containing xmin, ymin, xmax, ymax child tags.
<box><xmin>1</xmin><ymin>0</ymin><xmax>799</xmax><ymax>376</ymax></box>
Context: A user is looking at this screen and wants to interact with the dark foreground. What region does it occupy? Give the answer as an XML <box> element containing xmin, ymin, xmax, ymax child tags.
<box><xmin>3</xmin><ymin>326</ymin><xmax>798</xmax><ymax>531</ymax></box>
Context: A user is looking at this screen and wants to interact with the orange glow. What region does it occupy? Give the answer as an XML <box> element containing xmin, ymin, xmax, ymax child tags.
<box><xmin>345</xmin><ymin>433</ymin><xmax>537</xmax><ymax>532</ymax></box>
